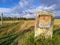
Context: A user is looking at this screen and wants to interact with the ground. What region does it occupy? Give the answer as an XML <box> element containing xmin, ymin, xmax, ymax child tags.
<box><xmin>0</xmin><ymin>19</ymin><xmax>60</xmax><ymax>45</ymax></box>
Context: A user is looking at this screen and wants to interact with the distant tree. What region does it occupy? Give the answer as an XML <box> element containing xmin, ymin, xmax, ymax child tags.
<box><xmin>0</xmin><ymin>17</ymin><xmax>1</xmax><ymax>21</ymax></box>
<box><xmin>1</xmin><ymin>13</ymin><xmax>3</xmax><ymax>25</ymax></box>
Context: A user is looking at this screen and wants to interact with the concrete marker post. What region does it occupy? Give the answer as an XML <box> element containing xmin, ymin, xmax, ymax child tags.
<box><xmin>35</xmin><ymin>10</ymin><xmax>54</xmax><ymax>38</ymax></box>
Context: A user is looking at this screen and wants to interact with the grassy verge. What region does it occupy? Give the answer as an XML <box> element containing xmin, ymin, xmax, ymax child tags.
<box><xmin>0</xmin><ymin>21</ymin><xmax>24</xmax><ymax>45</ymax></box>
<box><xmin>35</xmin><ymin>25</ymin><xmax>60</xmax><ymax>45</ymax></box>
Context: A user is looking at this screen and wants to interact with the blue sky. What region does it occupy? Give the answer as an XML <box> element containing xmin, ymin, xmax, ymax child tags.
<box><xmin>0</xmin><ymin>0</ymin><xmax>19</xmax><ymax>8</ymax></box>
<box><xmin>0</xmin><ymin>0</ymin><xmax>60</xmax><ymax>18</ymax></box>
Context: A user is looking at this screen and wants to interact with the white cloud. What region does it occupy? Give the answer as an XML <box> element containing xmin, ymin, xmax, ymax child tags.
<box><xmin>22</xmin><ymin>14</ymin><xmax>35</xmax><ymax>18</ymax></box>
<box><xmin>53</xmin><ymin>11</ymin><xmax>60</xmax><ymax>16</ymax></box>
<box><xmin>4</xmin><ymin>13</ymin><xmax>20</xmax><ymax>17</ymax></box>
<box><xmin>0</xmin><ymin>8</ymin><xmax>12</xmax><ymax>17</ymax></box>
<box><xmin>0</xmin><ymin>8</ymin><xmax>12</xmax><ymax>13</ymax></box>
<box><xmin>25</xmin><ymin>5</ymin><xmax>56</xmax><ymax>12</ymax></box>
<box><xmin>47</xmin><ymin>5</ymin><xmax>56</xmax><ymax>10</ymax></box>
<box><xmin>35</xmin><ymin>4</ymin><xmax>56</xmax><ymax>11</ymax></box>
<box><xmin>21</xmin><ymin>4</ymin><xmax>57</xmax><ymax>18</ymax></box>
<box><xmin>19</xmin><ymin>0</ymin><xmax>28</xmax><ymax>7</ymax></box>
<box><xmin>0</xmin><ymin>0</ymin><xmax>57</xmax><ymax>18</ymax></box>
<box><xmin>24</xmin><ymin>4</ymin><xmax>56</xmax><ymax>13</ymax></box>
<box><xmin>0</xmin><ymin>8</ymin><xmax>20</xmax><ymax>17</ymax></box>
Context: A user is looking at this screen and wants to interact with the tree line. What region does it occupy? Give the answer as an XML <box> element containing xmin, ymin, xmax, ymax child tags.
<box><xmin>0</xmin><ymin>16</ymin><xmax>35</xmax><ymax>21</ymax></box>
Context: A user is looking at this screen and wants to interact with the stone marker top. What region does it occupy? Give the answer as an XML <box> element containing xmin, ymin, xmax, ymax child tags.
<box><xmin>36</xmin><ymin>10</ymin><xmax>54</xmax><ymax>17</ymax></box>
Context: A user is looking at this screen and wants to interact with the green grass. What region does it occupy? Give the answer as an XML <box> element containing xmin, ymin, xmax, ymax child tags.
<box><xmin>17</xmin><ymin>30</ymin><xmax>34</xmax><ymax>45</ymax></box>
<box><xmin>0</xmin><ymin>22</ymin><xmax>20</xmax><ymax>39</ymax></box>
<box><xmin>0</xmin><ymin>21</ymin><xmax>60</xmax><ymax>45</ymax></box>
<box><xmin>0</xmin><ymin>21</ymin><xmax>24</xmax><ymax>45</ymax></box>
<box><xmin>35</xmin><ymin>25</ymin><xmax>60</xmax><ymax>45</ymax></box>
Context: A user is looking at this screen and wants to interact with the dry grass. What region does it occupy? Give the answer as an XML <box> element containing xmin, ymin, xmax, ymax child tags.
<box><xmin>0</xmin><ymin>19</ymin><xmax>60</xmax><ymax>25</ymax></box>
<box><xmin>54</xmin><ymin>19</ymin><xmax>60</xmax><ymax>25</ymax></box>
<box><xmin>0</xmin><ymin>20</ymin><xmax>22</xmax><ymax>26</ymax></box>
<box><xmin>0</xmin><ymin>19</ymin><xmax>60</xmax><ymax>45</ymax></box>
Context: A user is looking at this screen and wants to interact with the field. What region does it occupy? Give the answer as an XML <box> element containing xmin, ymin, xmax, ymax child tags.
<box><xmin>0</xmin><ymin>19</ymin><xmax>60</xmax><ymax>45</ymax></box>
<box><xmin>54</xmin><ymin>19</ymin><xmax>60</xmax><ymax>25</ymax></box>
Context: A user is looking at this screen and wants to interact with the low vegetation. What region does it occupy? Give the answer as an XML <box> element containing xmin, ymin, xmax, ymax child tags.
<box><xmin>0</xmin><ymin>19</ymin><xmax>60</xmax><ymax>45</ymax></box>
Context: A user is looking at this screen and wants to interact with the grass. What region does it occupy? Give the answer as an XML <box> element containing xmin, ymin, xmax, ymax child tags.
<box><xmin>0</xmin><ymin>21</ymin><xmax>24</xmax><ymax>45</ymax></box>
<box><xmin>16</xmin><ymin>27</ymin><xmax>34</xmax><ymax>45</ymax></box>
<box><xmin>35</xmin><ymin>24</ymin><xmax>60</xmax><ymax>45</ymax></box>
<box><xmin>0</xmin><ymin>22</ymin><xmax>20</xmax><ymax>39</ymax></box>
<box><xmin>54</xmin><ymin>19</ymin><xmax>60</xmax><ymax>25</ymax></box>
<box><xmin>0</xmin><ymin>20</ymin><xmax>34</xmax><ymax>45</ymax></box>
<box><xmin>0</xmin><ymin>19</ymin><xmax>60</xmax><ymax>45</ymax></box>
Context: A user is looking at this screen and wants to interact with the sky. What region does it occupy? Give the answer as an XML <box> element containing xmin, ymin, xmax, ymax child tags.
<box><xmin>0</xmin><ymin>0</ymin><xmax>60</xmax><ymax>18</ymax></box>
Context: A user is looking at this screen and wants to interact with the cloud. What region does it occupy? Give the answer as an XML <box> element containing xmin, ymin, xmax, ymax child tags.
<box><xmin>23</xmin><ymin>4</ymin><xmax>56</xmax><ymax>14</ymax></box>
<box><xmin>21</xmin><ymin>4</ymin><xmax>57</xmax><ymax>18</ymax></box>
<box><xmin>22</xmin><ymin>14</ymin><xmax>35</xmax><ymax>18</ymax></box>
<box><xmin>0</xmin><ymin>8</ymin><xmax>20</xmax><ymax>17</ymax></box>
<box><xmin>0</xmin><ymin>8</ymin><xmax>12</xmax><ymax>13</ymax></box>
<box><xmin>13</xmin><ymin>4</ymin><xmax>56</xmax><ymax>18</ymax></box>
<box><xmin>0</xmin><ymin>0</ymin><xmax>59</xmax><ymax>18</ymax></box>
<box><xmin>4</xmin><ymin>13</ymin><xmax>20</xmax><ymax>17</ymax></box>
<box><xmin>35</xmin><ymin>0</ymin><xmax>60</xmax><ymax>11</ymax></box>
<box><xmin>53</xmin><ymin>11</ymin><xmax>60</xmax><ymax>16</ymax></box>
<box><xmin>0</xmin><ymin>4</ymin><xmax>57</xmax><ymax>18</ymax></box>
<box><xmin>35</xmin><ymin>4</ymin><xmax>56</xmax><ymax>11</ymax></box>
<box><xmin>19</xmin><ymin>0</ymin><xmax>28</xmax><ymax>8</ymax></box>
